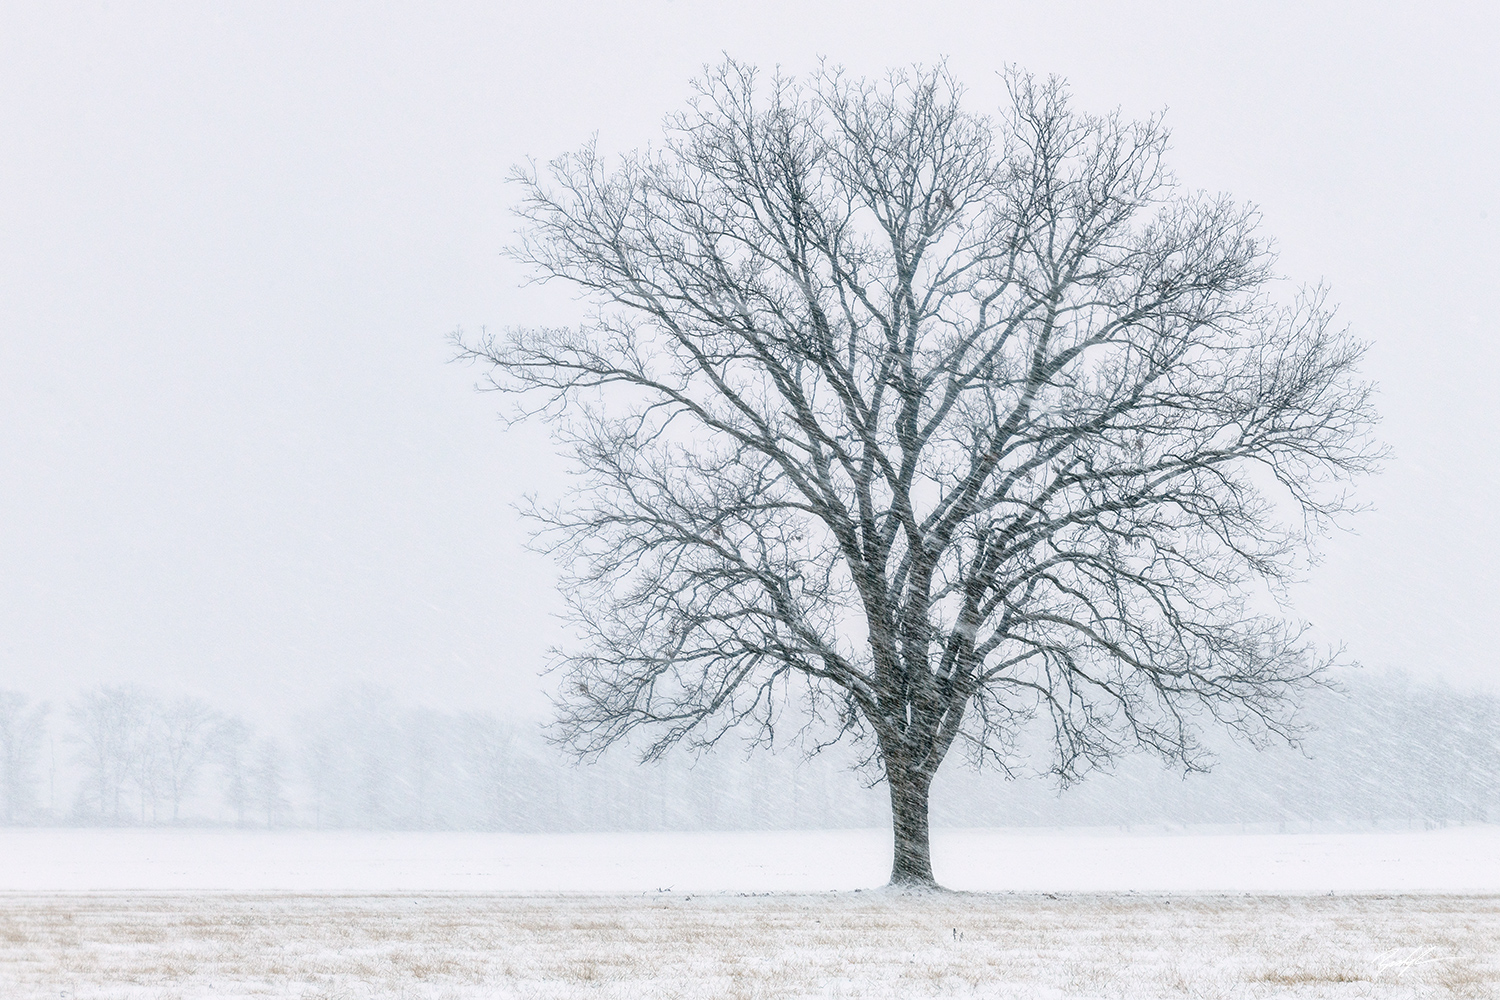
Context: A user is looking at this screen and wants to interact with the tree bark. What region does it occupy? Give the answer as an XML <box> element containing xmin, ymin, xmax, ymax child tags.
<box><xmin>887</xmin><ymin>761</ymin><xmax>937</xmax><ymax>888</ymax></box>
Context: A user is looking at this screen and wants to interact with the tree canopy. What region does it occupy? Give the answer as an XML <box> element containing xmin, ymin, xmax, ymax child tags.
<box><xmin>458</xmin><ymin>61</ymin><xmax>1381</xmax><ymax>886</ymax></box>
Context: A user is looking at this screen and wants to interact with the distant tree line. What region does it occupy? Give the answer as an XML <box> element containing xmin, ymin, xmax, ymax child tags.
<box><xmin>932</xmin><ymin>671</ymin><xmax>1500</xmax><ymax>831</ymax></box>
<box><xmin>0</xmin><ymin>671</ymin><xmax>1494</xmax><ymax>830</ymax></box>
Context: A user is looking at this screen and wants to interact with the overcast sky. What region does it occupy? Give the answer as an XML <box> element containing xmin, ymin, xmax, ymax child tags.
<box><xmin>2</xmin><ymin>2</ymin><xmax>1496</xmax><ymax>724</ymax></box>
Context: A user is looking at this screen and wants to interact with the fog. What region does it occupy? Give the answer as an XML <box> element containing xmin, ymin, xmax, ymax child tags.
<box><xmin>3</xmin><ymin>4</ymin><xmax>1497</xmax><ymax>759</ymax></box>
<box><xmin>2</xmin><ymin>669</ymin><xmax>1496</xmax><ymax>831</ymax></box>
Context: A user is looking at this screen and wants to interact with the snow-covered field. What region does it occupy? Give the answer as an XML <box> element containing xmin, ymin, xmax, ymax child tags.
<box><xmin>3</xmin><ymin>890</ymin><xmax>1497</xmax><ymax>999</ymax></box>
<box><xmin>2</xmin><ymin>824</ymin><xmax>1498</xmax><ymax>892</ymax></box>
<box><xmin>3</xmin><ymin>827</ymin><xmax>1499</xmax><ymax>998</ymax></box>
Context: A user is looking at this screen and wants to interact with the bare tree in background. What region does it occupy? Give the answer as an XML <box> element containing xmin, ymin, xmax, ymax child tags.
<box><xmin>458</xmin><ymin>712</ymin><xmax>517</xmax><ymax>831</ymax></box>
<box><xmin>129</xmin><ymin>703</ymin><xmax>166</xmax><ymax>823</ymax></box>
<box><xmin>67</xmin><ymin>685</ymin><xmax>152</xmax><ymax>823</ymax></box>
<box><xmin>252</xmin><ymin>736</ymin><xmax>290</xmax><ymax>828</ymax></box>
<box><xmin>159</xmin><ymin>697</ymin><xmax>219</xmax><ymax>823</ymax></box>
<box><xmin>214</xmin><ymin>716</ymin><xmax>254</xmax><ymax>827</ymax></box>
<box><xmin>404</xmin><ymin>708</ymin><xmax>449</xmax><ymax>828</ymax></box>
<box><xmin>458</xmin><ymin>61</ymin><xmax>1381</xmax><ymax>887</ymax></box>
<box><xmin>298</xmin><ymin>730</ymin><xmax>337</xmax><ymax>830</ymax></box>
<box><xmin>0</xmin><ymin>691</ymin><xmax>49</xmax><ymax>823</ymax></box>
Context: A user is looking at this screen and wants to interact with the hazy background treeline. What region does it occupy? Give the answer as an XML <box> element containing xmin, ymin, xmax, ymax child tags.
<box><xmin>0</xmin><ymin>671</ymin><xmax>1494</xmax><ymax>831</ymax></box>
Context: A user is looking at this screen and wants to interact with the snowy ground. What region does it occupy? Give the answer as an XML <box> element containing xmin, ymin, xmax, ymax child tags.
<box><xmin>3</xmin><ymin>827</ymin><xmax>1499</xmax><ymax>998</ymax></box>
<box><xmin>3</xmin><ymin>891</ymin><xmax>1497</xmax><ymax>999</ymax></box>
<box><xmin>2</xmin><ymin>824</ymin><xmax>1498</xmax><ymax>893</ymax></box>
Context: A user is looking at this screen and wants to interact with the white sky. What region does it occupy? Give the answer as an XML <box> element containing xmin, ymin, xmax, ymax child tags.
<box><xmin>2</xmin><ymin>1</ymin><xmax>1497</xmax><ymax>724</ymax></box>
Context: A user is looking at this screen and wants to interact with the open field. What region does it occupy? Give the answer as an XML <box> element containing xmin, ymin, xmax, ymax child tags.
<box><xmin>4</xmin><ymin>825</ymin><xmax>1499</xmax><ymax>893</ymax></box>
<box><xmin>4</xmin><ymin>828</ymin><xmax>1497</xmax><ymax>997</ymax></box>
<box><xmin>1</xmin><ymin>890</ymin><xmax>1497</xmax><ymax>999</ymax></box>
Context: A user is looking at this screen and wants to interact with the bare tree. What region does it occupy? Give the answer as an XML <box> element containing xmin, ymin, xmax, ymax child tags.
<box><xmin>128</xmin><ymin>700</ymin><xmax>169</xmax><ymax>824</ymax></box>
<box><xmin>67</xmin><ymin>685</ymin><xmax>153</xmax><ymax>823</ymax></box>
<box><xmin>457</xmin><ymin>61</ymin><xmax>1381</xmax><ymax>886</ymax></box>
<box><xmin>404</xmin><ymin>708</ymin><xmax>450</xmax><ymax>828</ymax></box>
<box><xmin>456</xmin><ymin>712</ymin><xmax>517</xmax><ymax>831</ymax></box>
<box><xmin>214</xmin><ymin>716</ymin><xmax>254</xmax><ymax>826</ymax></box>
<box><xmin>159</xmin><ymin>696</ymin><xmax>219</xmax><ymax>822</ymax></box>
<box><xmin>252</xmin><ymin>736</ymin><xmax>290</xmax><ymax>828</ymax></box>
<box><xmin>0</xmin><ymin>691</ymin><xmax>49</xmax><ymax>824</ymax></box>
<box><xmin>297</xmin><ymin>729</ymin><xmax>338</xmax><ymax>829</ymax></box>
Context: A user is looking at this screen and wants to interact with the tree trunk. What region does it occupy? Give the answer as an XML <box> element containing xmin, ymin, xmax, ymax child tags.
<box><xmin>887</xmin><ymin>762</ymin><xmax>937</xmax><ymax>888</ymax></box>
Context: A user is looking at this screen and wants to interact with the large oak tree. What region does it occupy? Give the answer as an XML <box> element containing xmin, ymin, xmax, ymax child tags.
<box><xmin>459</xmin><ymin>62</ymin><xmax>1380</xmax><ymax>887</ymax></box>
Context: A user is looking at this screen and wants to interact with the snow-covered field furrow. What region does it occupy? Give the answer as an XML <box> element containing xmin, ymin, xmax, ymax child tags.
<box><xmin>3</xmin><ymin>825</ymin><xmax>1498</xmax><ymax>893</ymax></box>
<box><xmin>2</xmin><ymin>890</ymin><xmax>1497</xmax><ymax>999</ymax></box>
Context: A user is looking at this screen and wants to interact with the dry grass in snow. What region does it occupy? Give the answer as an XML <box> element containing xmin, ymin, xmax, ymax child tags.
<box><xmin>1</xmin><ymin>891</ymin><xmax>1496</xmax><ymax>999</ymax></box>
